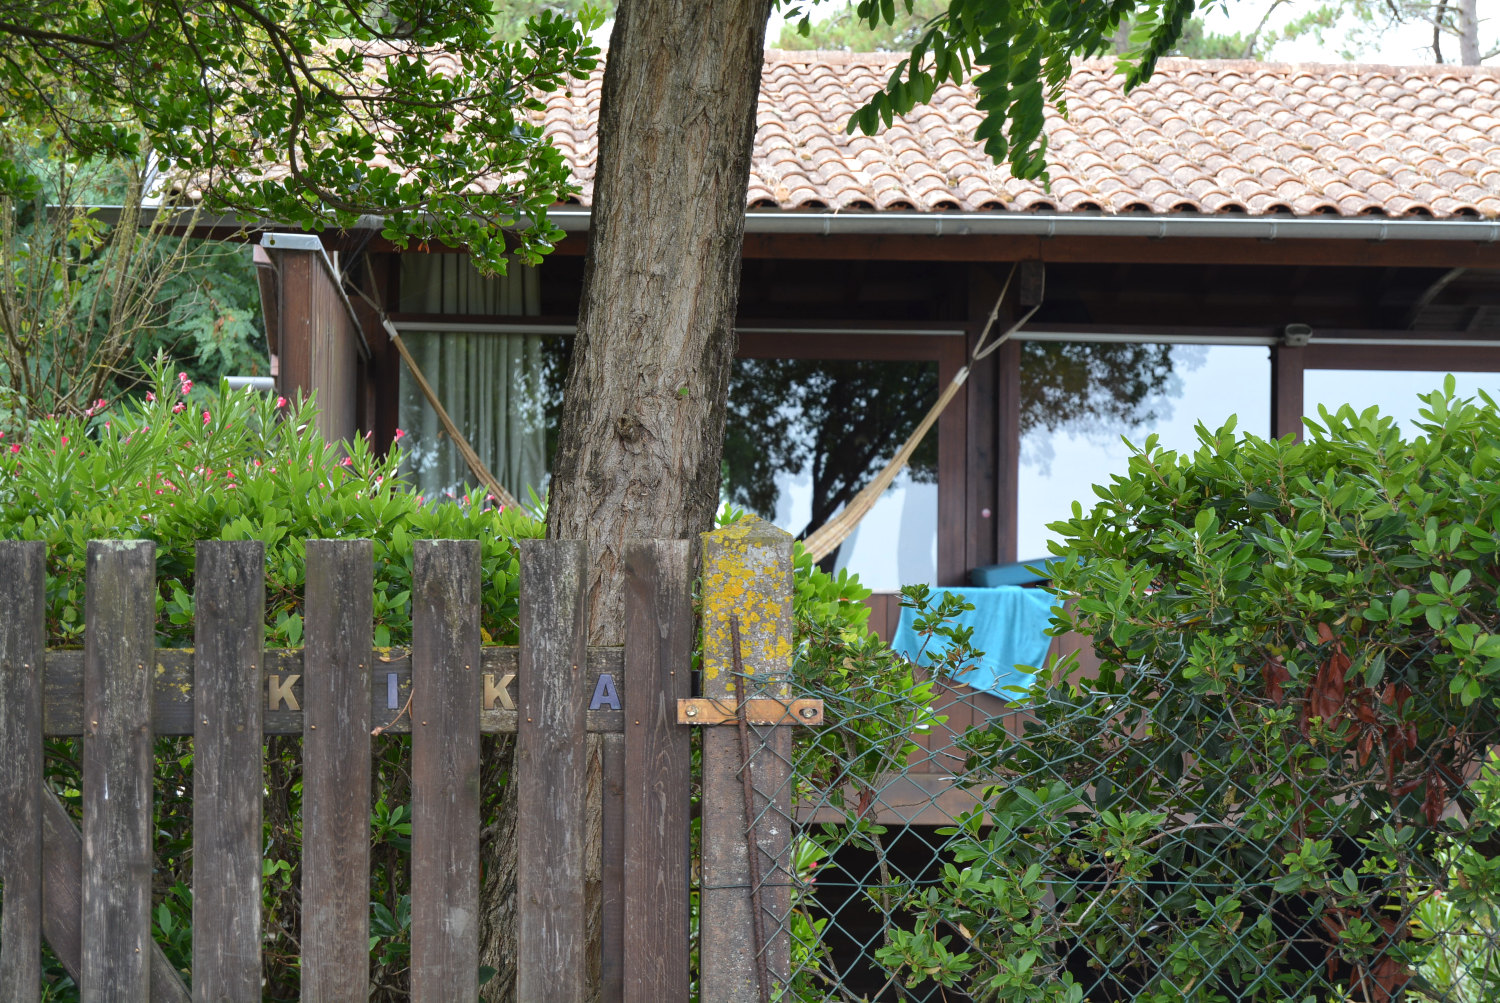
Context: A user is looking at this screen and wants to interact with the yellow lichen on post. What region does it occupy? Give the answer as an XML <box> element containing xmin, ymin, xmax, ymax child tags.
<box><xmin>699</xmin><ymin>515</ymin><xmax>797</xmax><ymax>1001</ymax></box>
<box><xmin>700</xmin><ymin>516</ymin><xmax>793</xmax><ymax>697</ymax></box>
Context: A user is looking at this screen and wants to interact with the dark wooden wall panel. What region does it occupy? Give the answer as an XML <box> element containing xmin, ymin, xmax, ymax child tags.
<box><xmin>1271</xmin><ymin>344</ymin><xmax>1305</xmax><ymax>441</ymax></box>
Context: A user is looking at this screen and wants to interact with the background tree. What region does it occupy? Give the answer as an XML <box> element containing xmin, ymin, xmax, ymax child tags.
<box><xmin>777</xmin><ymin>0</ymin><xmax>1251</xmax><ymax>58</ymax></box>
<box><xmin>0</xmin><ymin>0</ymin><xmax>600</xmax><ymax>267</ymax></box>
<box><xmin>0</xmin><ymin>134</ymin><xmax>267</xmax><ymax>426</ymax></box>
<box><xmin>1261</xmin><ymin>0</ymin><xmax>1497</xmax><ymax>64</ymax></box>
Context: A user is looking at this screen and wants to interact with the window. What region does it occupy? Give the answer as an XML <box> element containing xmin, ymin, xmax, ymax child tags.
<box><xmin>1304</xmin><ymin>369</ymin><xmax>1500</xmax><ymax>434</ymax></box>
<box><xmin>725</xmin><ymin>357</ymin><xmax>940</xmax><ymax>590</ymax></box>
<box><xmin>1017</xmin><ymin>341</ymin><xmax>1270</xmax><ymax>558</ymax></box>
<box><xmin>395</xmin><ymin>256</ymin><xmax>566</xmax><ymax>501</ymax></box>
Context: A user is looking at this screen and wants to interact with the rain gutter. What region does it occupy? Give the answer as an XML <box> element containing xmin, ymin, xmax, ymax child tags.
<box><xmin>548</xmin><ymin>208</ymin><xmax>1500</xmax><ymax>243</ymax></box>
<box><xmin>73</xmin><ymin>204</ymin><xmax>1500</xmax><ymax>243</ymax></box>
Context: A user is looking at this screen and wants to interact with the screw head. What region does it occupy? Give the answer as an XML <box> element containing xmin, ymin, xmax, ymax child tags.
<box><xmin>685</xmin><ymin>706</ymin><xmax>698</xmax><ymax>717</ymax></box>
<box><xmin>800</xmin><ymin>706</ymin><xmax>817</xmax><ymax>719</ymax></box>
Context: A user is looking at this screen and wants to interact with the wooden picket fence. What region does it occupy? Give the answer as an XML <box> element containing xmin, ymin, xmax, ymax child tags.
<box><xmin>0</xmin><ymin>522</ymin><xmax>804</xmax><ymax>1002</ymax></box>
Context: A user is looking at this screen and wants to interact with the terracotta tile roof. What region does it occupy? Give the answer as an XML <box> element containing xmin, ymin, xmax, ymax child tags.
<box><xmin>541</xmin><ymin>52</ymin><xmax>1500</xmax><ymax>218</ymax></box>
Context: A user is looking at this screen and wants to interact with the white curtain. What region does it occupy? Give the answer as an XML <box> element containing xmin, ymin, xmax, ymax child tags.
<box><xmin>397</xmin><ymin>256</ymin><xmax>549</xmax><ymax>500</ymax></box>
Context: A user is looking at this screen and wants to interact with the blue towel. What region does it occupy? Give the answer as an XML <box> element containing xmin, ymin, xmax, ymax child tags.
<box><xmin>890</xmin><ymin>586</ymin><xmax>1055</xmax><ymax>698</ymax></box>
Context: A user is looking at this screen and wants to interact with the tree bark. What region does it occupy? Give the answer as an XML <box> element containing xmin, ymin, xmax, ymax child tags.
<box><xmin>1457</xmin><ymin>0</ymin><xmax>1481</xmax><ymax>64</ymax></box>
<box><xmin>478</xmin><ymin>0</ymin><xmax>774</xmax><ymax>996</ymax></box>
<box><xmin>549</xmin><ymin>0</ymin><xmax>774</xmax><ymax>614</ymax></box>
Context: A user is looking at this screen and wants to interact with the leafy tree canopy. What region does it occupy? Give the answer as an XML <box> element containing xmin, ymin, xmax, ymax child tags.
<box><xmin>778</xmin><ymin>0</ymin><xmax>1249</xmax><ymax>60</ymax></box>
<box><xmin>0</xmin><ymin>1</ymin><xmax>602</xmax><ymax>273</ymax></box>
<box><xmin>781</xmin><ymin>0</ymin><xmax>1212</xmax><ymax>178</ymax></box>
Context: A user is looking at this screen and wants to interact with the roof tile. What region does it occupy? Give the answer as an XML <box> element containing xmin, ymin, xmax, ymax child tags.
<box><xmin>519</xmin><ymin>53</ymin><xmax>1500</xmax><ymax>218</ymax></box>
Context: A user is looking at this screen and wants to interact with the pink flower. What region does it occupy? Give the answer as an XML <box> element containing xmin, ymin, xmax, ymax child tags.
<box><xmin>202</xmin><ymin>410</ymin><xmax>211</xmax><ymax>426</ymax></box>
<box><xmin>393</xmin><ymin>428</ymin><xmax>406</xmax><ymax>440</ymax></box>
<box><xmin>276</xmin><ymin>396</ymin><xmax>288</xmax><ymax>408</ymax></box>
<box><xmin>340</xmin><ymin>457</ymin><xmax>353</xmax><ymax>467</ymax></box>
<box><xmin>172</xmin><ymin>402</ymin><xmax>185</xmax><ymax>414</ymax></box>
<box><xmin>253</xmin><ymin>459</ymin><xmax>262</xmax><ymax>467</ymax></box>
<box><xmin>145</xmin><ymin>391</ymin><xmax>155</xmax><ymax>403</ymax></box>
<box><xmin>177</xmin><ymin>372</ymin><xmax>187</xmax><ymax>381</ymax></box>
<box><xmin>59</xmin><ymin>436</ymin><xmax>68</xmax><ymax>445</ymax></box>
<box><xmin>8</xmin><ymin>444</ymin><xmax>18</xmax><ymax>454</ymax></box>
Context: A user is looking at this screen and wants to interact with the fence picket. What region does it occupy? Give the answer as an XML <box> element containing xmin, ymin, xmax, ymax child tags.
<box><xmin>515</xmin><ymin>539</ymin><xmax>588</xmax><ymax>1003</ymax></box>
<box><xmin>301</xmin><ymin>540</ymin><xmax>373</xmax><ymax>1002</ymax></box>
<box><xmin>39</xmin><ymin>789</ymin><xmax>190</xmax><ymax>1002</ymax></box>
<box><xmin>192</xmin><ymin>541</ymin><xmax>265</xmax><ymax>1001</ymax></box>
<box><xmin>699</xmin><ymin>522</ymin><xmax>795</xmax><ymax>1003</ymax></box>
<box><xmin>622</xmin><ymin>540</ymin><xmax>693</xmax><ymax>1002</ymax></box>
<box><xmin>81</xmin><ymin>540</ymin><xmax>157</xmax><ymax>1002</ymax></box>
<box><xmin>0</xmin><ymin>542</ymin><xmax>44</xmax><ymax>1003</ymax></box>
<box><xmin>410</xmin><ymin>540</ymin><xmax>482</xmax><ymax>1000</ymax></box>
<box><xmin>600</xmin><ymin>732</ymin><xmax>625</xmax><ymax>1000</ymax></box>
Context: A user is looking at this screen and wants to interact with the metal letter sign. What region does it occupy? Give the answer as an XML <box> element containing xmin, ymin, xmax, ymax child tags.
<box><xmin>589</xmin><ymin>672</ymin><xmax>621</xmax><ymax>711</ymax></box>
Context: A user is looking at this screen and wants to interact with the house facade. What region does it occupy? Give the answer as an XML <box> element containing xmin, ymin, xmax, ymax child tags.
<box><xmin>255</xmin><ymin>53</ymin><xmax>1500</xmax><ymax>597</ymax></box>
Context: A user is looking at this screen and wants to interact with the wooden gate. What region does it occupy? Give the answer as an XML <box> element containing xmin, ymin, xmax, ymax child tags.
<box><xmin>0</xmin><ymin>525</ymin><xmax>806</xmax><ymax>1002</ymax></box>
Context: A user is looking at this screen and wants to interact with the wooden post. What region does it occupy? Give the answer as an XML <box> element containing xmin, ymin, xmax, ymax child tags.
<box><xmin>410</xmin><ymin>540</ymin><xmax>482</xmax><ymax>1001</ymax></box>
<box><xmin>699</xmin><ymin>518</ymin><xmax>795</xmax><ymax>1003</ymax></box>
<box><xmin>621</xmin><ymin>540</ymin><xmax>693</xmax><ymax>1002</ymax></box>
<box><xmin>1271</xmin><ymin>343</ymin><xmax>1306</xmax><ymax>442</ymax></box>
<box><xmin>81</xmin><ymin>540</ymin><xmax>156</xmax><ymax>1002</ymax></box>
<box><xmin>0</xmin><ymin>542</ymin><xmax>44</xmax><ymax>1002</ymax></box>
<box><xmin>301</xmin><ymin>540</ymin><xmax>373</xmax><ymax>1002</ymax></box>
<box><xmin>995</xmin><ymin>337</ymin><xmax>1022</xmax><ymax>564</ymax></box>
<box><xmin>600</xmin><ymin>731</ymin><xmax>625</xmax><ymax>1002</ymax></box>
<box><xmin>515</xmin><ymin>540</ymin><xmax>588</xmax><ymax>1003</ymax></box>
<box><xmin>193</xmin><ymin>542</ymin><xmax>266</xmax><ymax>1002</ymax></box>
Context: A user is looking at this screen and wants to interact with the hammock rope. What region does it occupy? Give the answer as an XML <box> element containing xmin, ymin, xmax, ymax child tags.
<box><xmin>801</xmin><ymin>263</ymin><xmax>1043</xmax><ymax>562</ymax></box>
<box><xmin>379</xmin><ymin>317</ymin><xmax>525</xmax><ymax>513</ymax></box>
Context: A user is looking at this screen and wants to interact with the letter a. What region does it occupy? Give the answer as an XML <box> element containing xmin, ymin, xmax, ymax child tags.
<box><xmin>589</xmin><ymin>672</ymin><xmax>621</xmax><ymax>712</ymax></box>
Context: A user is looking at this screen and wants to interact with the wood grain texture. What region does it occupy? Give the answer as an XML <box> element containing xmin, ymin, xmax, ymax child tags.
<box><xmin>621</xmin><ymin>540</ymin><xmax>693</xmax><ymax>1002</ymax></box>
<box><xmin>515</xmin><ymin>539</ymin><xmax>588</xmax><ymax>1003</ymax></box>
<box><xmin>699</xmin><ymin>520</ymin><xmax>794</xmax><ymax>1003</ymax></box>
<box><xmin>192</xmin><ymin>542</ymin><xmax>265</xmax><ymax>1002</ymax></box>
<box><xmin>0</xmin><ymin>542</ymin><xmax>44</xmax><ymax>1002</ymax></box>
<box><xmin>301</xmin><ymin>540</ymin><xmax>373</xmax><ymax>1002</ymax></box>
<box><xmin>410</xmin><ymin>540</ymin><xmax>482</xmax><ymax>1001</ymax></box>
<box><xmin>41</xmin><ymin>647</ymin><xmax>625</xmax><ymax>736</ymax></box>
<box><xmin>600</xmin><ymin>732</ymin><xmax>624</xmax><ymax>1003</ymax></box>
<box><xmin>81</xmin><ymin>540</ymin><xmax>156</xmax><ymax>1002</ymax></box>
<box><xmin>937</xmin><ymin>338</ymin><xmax>969</xmax><ymax>586</ymax></box>
<box><xmin>39</xmin><ymin>790</ymin><xmax>189</xmax><ymax>1002</ymax></box>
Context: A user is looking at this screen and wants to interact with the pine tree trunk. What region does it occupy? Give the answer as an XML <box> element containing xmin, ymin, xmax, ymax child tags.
<box><xmin>478</xmin><ymin>0</ymin><xmax>773</xmax><ymax>995</ymax></box>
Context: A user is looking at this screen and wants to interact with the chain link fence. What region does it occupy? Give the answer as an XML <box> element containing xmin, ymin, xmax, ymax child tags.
<box><xmin>737</xmin><ymin>607</ymin><xmax>1500</xmax><ymax>1003</ymax></box>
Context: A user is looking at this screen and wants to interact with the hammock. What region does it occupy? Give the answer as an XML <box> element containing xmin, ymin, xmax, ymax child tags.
<box><xmin>801</xmin><ymin>264</ymin><xmax>1041</xmax><ymax>562</ymax></box>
